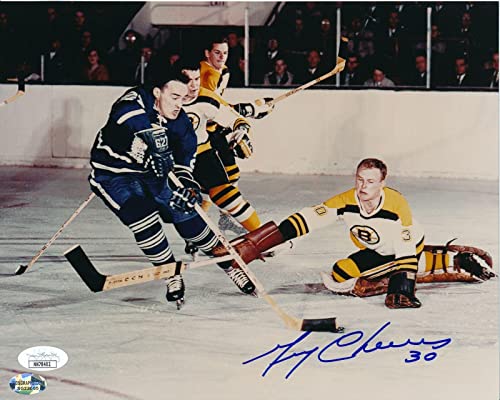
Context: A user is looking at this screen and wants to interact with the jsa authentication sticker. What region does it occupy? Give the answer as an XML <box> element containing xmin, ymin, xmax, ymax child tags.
<box><xmin>9</xmin><ymin>373</ymin><xmax>47</xmax><ymax>395</ymax></box>
<box><xmin>18</xmin><ymin>346</ymin><xmax>68</xmax><ymax>371</ymax></box>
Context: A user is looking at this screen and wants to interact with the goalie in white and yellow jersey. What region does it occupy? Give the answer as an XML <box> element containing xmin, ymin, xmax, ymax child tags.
<box><xmin>213</xmin><ymin>158</ymin><xmax>496</xmax><ymax>309</ymax></box>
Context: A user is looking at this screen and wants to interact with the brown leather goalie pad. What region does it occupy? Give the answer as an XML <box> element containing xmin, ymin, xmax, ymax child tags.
<box><xmin>351</xmin><ymin>240</ymin><xmax>494</xmax><ymax>297</ymax></box>
<box><xmin>212</xmin><ymin>221</ymin><xmax>285</xmax><ymax>264</ymax></box>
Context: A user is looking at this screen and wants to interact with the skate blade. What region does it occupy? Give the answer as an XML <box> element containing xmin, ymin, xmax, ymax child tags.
<box><xmin>176</xmin><ymin>298</ymin><xmax>185</xmax><ymax>310</ymax></box>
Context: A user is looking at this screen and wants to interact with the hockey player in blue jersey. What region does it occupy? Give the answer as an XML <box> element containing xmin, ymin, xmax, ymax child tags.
<box><xmin>89</xmin><ymin>69</ymin><xmax>255</xmax><ymax>307</ymax></box>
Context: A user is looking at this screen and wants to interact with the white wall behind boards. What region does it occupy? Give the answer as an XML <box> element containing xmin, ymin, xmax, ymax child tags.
<box><xmin>0</xmin><ymin>84</ymin><xmax>497</xmax><ymax>179</ymax></box>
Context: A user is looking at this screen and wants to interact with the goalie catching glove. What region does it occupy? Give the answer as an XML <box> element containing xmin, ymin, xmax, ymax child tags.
<box><xmin>228</xmin><ymin>123</ymin><xmax>253</xmax><ymax>159</ymax></box>
<box><xmin>168</xmin><ymin>168</ymin><xmax>202</xmax><ymax>213</ymax></box>
<box><xmin>135</xmin><ymin>129</ymin><xmax>174</xmax><ymax>178</ymax></box>
<box><xmin>234</xmin><ymin>97</ymin><xmax>274</xmax><ymax>120</ymax></box>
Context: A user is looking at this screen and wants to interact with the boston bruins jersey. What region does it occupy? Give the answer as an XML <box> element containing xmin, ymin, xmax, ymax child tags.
<box><xmin>286</xmin><ymin>187</ymin><xmax>425</xmax><ymax>267</ymax></box>
<box><xmin>183</xmin><ymin>87</ymin><xmax>249</xmax><ymax>154</ymax></box>
<box><xmin>200</xmin><ymin>61</ymin><xmax>230</xmax><ymax>96</ymax></box>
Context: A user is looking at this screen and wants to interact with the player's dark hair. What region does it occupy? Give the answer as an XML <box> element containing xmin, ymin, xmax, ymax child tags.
<box><xmin>356</xmin><ymin>158</ymin><xmax>388</xmax><ymax>180</ymax></box>
<box><xmin>177</xmin><ymin>53</ymin><xmax>202</xmax><ymax>72</ymax></box>
<box><xmin>151</xmin><ymin>67</ymin><xmax>189</xmax><ymax>91</ymax></box>
<box><xmin>204</xmin><ymin>34</ymin><xmax>228</xmax><ymax>51</ymax></box>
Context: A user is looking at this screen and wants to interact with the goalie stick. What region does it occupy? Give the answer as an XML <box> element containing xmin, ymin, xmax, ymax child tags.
<box><xmin>64</xmin><ymin>244</ymin><xmax>235</xmax><ymax>292</ymax></box>
<box><xmin>15</xmin><ymin>192</ymin><xmax>96</xmax><ymax>275</ymax></box>
<box><xmin>168</xmin><ymin>172</ymin><xmax>343</xmax><ymax>333</ymax></box>
<box><xmin>0</xmin><ymin>76</ymin><xmax>25</xmax><ymax>107</ymax></box>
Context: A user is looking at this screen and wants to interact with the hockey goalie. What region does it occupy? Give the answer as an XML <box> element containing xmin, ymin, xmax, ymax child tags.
<box><xmin>214</xmin><ymin>158</ymin><xmax>497</xmax><ymax>309</ymax></box>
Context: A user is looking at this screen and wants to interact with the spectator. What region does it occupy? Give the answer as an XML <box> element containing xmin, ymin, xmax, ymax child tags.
<box><xmin>431</xmin><ymin>2</ymin><xmax>461</xmax><ymax>36</ymax></box>
<box><xmin>281</xmin><ymin>17</ymin><xmax>311</xmax><ymax>72</ymax></box>
<box><xmin>82</xmin><ymin>48</ymin><xmax>109</xmax><ymax>82</ymax></box>
<box><xmin>446</xmin><ymin>56</ymin><xmax>476</xmax><ymax>87</ymax></box>
<box><xmin>296</xmin><ymin>49</ymin><xmax>328</xmax><ymax>84</ymax></box>
<box><xmin>364</xmin><ymin>66</ymin><xmax>395</xmax><ymax>87</ymax></box>
<box><xmin>256</xmin><ymin>37</ymin><xmax>282</xmax><ymax>82</ymax></box>
<box><xmin>263</xmin><ymin>57</ymin><xmax>294</xmax><ymax>86</ymax></box>
<box><xmin>226</xmin><ymin>31</ymin><xmax>243</xmax><ymax>75</ymax></box>
<box><xmin>37</xmin><ymin>6</ymin><xmax>63</xmax><ymax>53</ymax></box>
<box><xmin>390</xmin><ymin>2</ymin><xmax>425</xmax><ymax>36</ymax></box>
<box><xmin>43</xmin><ymin>37</ymin><xmax>69</xmax><ymax>82</ymax></box>
<box><xmin>375</xmin><ymin>11</ymin><xmax>410</xmax><ymax>79</ymax></box>
<box><xmin>66</xmin><ymin>9</ymin><xmax>90</xmax><ymax>51</ymax></box>
<box><xmin>481</xmin><ymin>52</ymin><xmax>498</xmax><ymax>88</ymax></box>
<box><xmin>230</xmin><ymin>56</ymin><xmax>245</xmax><ymax>86</ymax></box>
<box><xmin>340</xmin><ymin>54</ymin><xmax>365</xmax><ymax>86</ymax></box>
<box><xmin>302</xmin><ymin>2</ymin><xmax>324</xmax><ymax>34</ymax></box>
<box><xmin>343</xmin><ymin>15</ymin><xmax>375</xmax><ymax>60</ymax></box>
<box><xmin>316</xmin><ymin>18</ymin><xmax>336</xmax><ymax>68</ymax></box>
<box><xmin>404</xmin><ymin>53</ymin><xmax>428</xmax><ymax>87</ymax></box>
<box><xmin>109</xmin><ymin>29</ymin><xmax>142</xmax><ymax>84</ymax></box>
<box><xmin>134</xmin><ymin>45</ymin><xmax>154</xmax><ymax>84</ymax></box>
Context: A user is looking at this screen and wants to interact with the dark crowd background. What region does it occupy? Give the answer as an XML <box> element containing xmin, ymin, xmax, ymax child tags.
<box><xmin>0</xmin><ymin>2</ymin><xmax>498</xmax><ymax>89</ymax></box>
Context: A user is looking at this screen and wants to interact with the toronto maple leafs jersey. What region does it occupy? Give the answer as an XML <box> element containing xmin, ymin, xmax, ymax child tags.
<box><xmin>90</xmin><ymin>86</ymin><xmax>197</xmax><ymax>174</ymax></box>
<box><xmin>285</xmin><ymin>187</ymin><xmax>425</xmax><ymax>268</ymax></box>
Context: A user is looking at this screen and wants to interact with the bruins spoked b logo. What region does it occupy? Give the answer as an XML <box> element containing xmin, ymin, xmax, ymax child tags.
<box><xmin>351</xmin><ymin>225</ymin><xmax>380</xmax><ymax>245</ymax></box>
<box><xmin>187</xmin><ymin>112</ymin><xmax>200</xmax><ymax>131</ymax></box>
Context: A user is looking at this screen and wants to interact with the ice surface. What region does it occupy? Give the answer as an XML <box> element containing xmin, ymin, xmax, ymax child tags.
<box><xmin>0</xmin><ymin>167</ymin><xmax>498</xmax><ymax>399</ymax></box>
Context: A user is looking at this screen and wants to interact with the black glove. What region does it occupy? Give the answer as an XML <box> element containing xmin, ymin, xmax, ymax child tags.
<box><xmin>234</xmin><ymin>98</ymin><xmax>274</xmax><ymax>119</ymax></box>
<box><xmin>455</xmin><ymin>252</ymin><xmax>497</xmax><ymax>281</ymax></box>
<box><xmin>168</xmin><ymin>169</ymin><xmax>203</xmax><ymax>213</ymax></box>
<box><xmin>136</xmin><ymin>129</ymin><xmax>174</xmax><ymax>178</ymax></box>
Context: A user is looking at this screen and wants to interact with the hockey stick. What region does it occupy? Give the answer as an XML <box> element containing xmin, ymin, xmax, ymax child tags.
<box><xmin>15</xmin><ymin>192</ymin><xmax>96</xmax><ymax>275</ymax></box>
<box><xmin>169</xmin><ymin>172</ymin><xmax>343</xmax><ymax>333</ymax></box>
<box><xmin>1</xmin><ymin>77</ymin><xmax>26</xmax><ymax>107</ymax></box>
<box><xmin>64</xmin><ymin>244</ymin><xmax>235</xmax><ymax>292</ymax></box>
<box><xmin>264</xmin><ymin>56</ymin><xmax>346</xmax><ymax>107</ymax></box>
<box><xmin>255</xmin><ymin>37</ymin><xmax>349</xmax><ymax>108</ymax></box>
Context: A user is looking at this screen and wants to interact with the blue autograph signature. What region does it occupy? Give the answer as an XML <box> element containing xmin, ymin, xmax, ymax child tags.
<box><xmin>242</xmin><ymin>321</ymin><xmax>452</xmax><ymax>379</ymax></box>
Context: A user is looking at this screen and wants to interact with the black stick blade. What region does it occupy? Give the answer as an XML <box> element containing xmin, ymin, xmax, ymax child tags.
<box><xmin>15</xmin><ymin>265</ymin><xmax>28</xmax><ymax>275</ymax></box>
<box><xmin>301</xmin><ymin>318</ymin><xmax>344</xmax><ymax>333</ymax></box>
<box><xmin>64</xmin><ymin>245</ymin><xmax>106</xmax><ymax>292</ymax></box>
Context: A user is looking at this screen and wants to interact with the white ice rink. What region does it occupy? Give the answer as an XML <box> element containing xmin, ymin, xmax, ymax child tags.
<box><xmin>0</xmin><ymin>167</ymin><xmax>498</xmax><ymax>399</ymax></box>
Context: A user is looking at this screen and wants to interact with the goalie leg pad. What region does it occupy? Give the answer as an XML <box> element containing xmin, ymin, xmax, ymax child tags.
<box><xmin>212</xmin><ymin>221</ymin><xmax>285</xmax><ymax>264</ymax></box>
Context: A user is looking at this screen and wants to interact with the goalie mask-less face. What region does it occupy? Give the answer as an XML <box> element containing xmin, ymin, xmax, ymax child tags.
<box><xmin>355</xmin><ymin>167</ymin><xmax>386</xmax><ymax>203</ymax></box>
<box><xmin>154</xmin><ymin>80</ymin><xmax>188</xmax><ymax>120</ymax></box>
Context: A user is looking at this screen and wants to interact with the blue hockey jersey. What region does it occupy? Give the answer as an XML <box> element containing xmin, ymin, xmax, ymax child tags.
<box><xmin>90</xmin><ymin>86</ymin><xmax>197</xmax><ymax>174</ymax></box>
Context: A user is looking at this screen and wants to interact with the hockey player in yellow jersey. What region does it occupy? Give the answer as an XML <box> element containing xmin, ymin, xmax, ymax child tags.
<box><xmin>179</xmin><ymin>59</ymin><xmax>261</xmax><ymax>232</ymax></box>
<box><xmin>213</xmin><ymin>158</ymin><xmax>496</xmax><ymax>309</ymax></box>
<box><xmin>200</xmin><ymin>35</ymin><xmax>274</xmax><ymax>234</ymax></box>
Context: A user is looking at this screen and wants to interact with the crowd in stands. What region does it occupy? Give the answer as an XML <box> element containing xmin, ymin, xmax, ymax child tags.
<box><xmin>0</xmin><ymin>2</ymin><xmax>498</xmax><ymax>89</ymax></box>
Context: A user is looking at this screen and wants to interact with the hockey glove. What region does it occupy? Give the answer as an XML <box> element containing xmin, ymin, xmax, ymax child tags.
<box><xmin>229</xmin><ymin>123</ymin><xmax>253</xmax><ymax>159</ymax></box>
<box><xmin>136</xmin><ymin>129</ymin><xmax>174</xmax><ymax>178</ymax></box>
<box><xmin>454</xmin><ymin>252</ymin><xmax>497</xmax><ymax>281</ymax></box>
<box><xmin>234</xmin><ymin>97</ymin><xmax>274</xmax><ymax>119</ymax></box>
<box><xmin>168</xmin><ymin>169</ymin><xmax>202</xmax><ymax>213</ymax></box>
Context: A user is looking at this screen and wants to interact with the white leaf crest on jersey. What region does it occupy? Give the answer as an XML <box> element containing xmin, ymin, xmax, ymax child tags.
<box><xmin>129</xmin><ymin>136</ymin><xmax>147</xmax><ymax>163</ymax></box>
